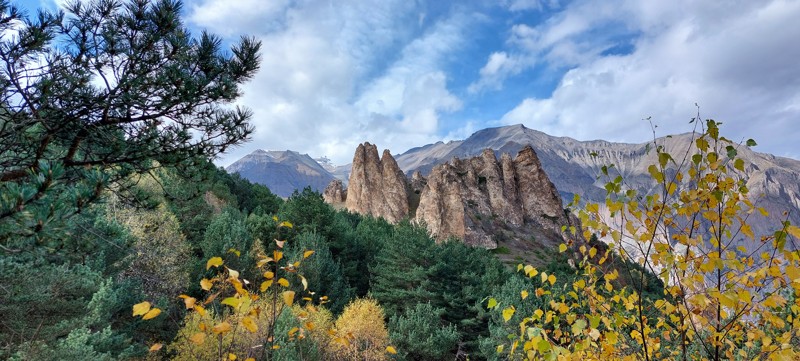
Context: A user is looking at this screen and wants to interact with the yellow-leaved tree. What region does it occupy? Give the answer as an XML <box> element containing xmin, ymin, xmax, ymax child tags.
<box><xmin>330</xmin><ymin>298</ymin><xmax>392</xmax><ymax>361</ymax></box>
<box><xmin>133</xmin><ymin>218</ymin><xmax>324</xmax><ymax>360</ymax></box>
<box><xmin>490</xmin><ymin>120</ymin><xmax>800</xmax><ymax>360</ymax></box>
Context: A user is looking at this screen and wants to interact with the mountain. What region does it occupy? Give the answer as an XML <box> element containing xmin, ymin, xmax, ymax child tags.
<box><xmin>395</xmin><ymin>124</ymin><xmax>800</xmax><ymax>251</ymax></box>
<box><xmin>226</xmin><ymin>149</ymin><xmax>335</xmax><ymax>197</ymax></box>
<box><xmin>327</xmin><ymin>142</ymin><xmax>582</xmax><ymax>265</ymax></box>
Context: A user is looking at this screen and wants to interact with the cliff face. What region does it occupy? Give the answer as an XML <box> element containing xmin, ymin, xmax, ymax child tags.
<box><xmin>416</xmin><ymin>146</ymin><xmax>573</xmax><ymax>248</ymax></box>
<box><xmin>323</xmin><ymin>179</ymin><xmax>346</xmax><ymax>204</ymax></box>
<box><xmin>332</xmin><ymin>143</ymin><xmax>577</xmax><ymax>250</ymax></box>
<box><xmin>344</xmin><ymin>143</ymin><xmax>409</xmax><ymax>223</ymax></box>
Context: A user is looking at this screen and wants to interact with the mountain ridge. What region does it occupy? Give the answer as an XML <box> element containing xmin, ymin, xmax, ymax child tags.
<box><xmin>226</xmin><ymin>149</ymin><xmax>335</xmax><ymax>197</ymax></box>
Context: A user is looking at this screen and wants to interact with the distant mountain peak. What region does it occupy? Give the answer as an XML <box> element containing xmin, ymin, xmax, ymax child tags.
<box><xmin>226</xmin><ymin>149</ymin><xmax>335</xmax><ymax>197</ymax></box>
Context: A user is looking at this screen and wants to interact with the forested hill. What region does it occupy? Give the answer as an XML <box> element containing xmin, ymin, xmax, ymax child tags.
<box><xmin>2</xmin><ymin>159</ymin><xmax>551</xmax><ymax>360</ymax></box>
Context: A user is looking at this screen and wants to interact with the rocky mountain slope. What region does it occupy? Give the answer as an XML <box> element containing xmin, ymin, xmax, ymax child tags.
<box><xmin>331</xmin><ymin>142</ymin><xmax>581</xmax><ymax>258</ymax></box>
<box><xmin>395</xmin><ymin>124</ymin><xmax>800</xmax><ymax>250</ymax></box>
<box><xmin>226</xmin><ymin>149</ymin><xmax>335</xmax><ymax>197</ymax></box>
<box><xmin>344</xmin><ymin>143</ymin><xmax>409</xmax><ymax>224</ymax></box>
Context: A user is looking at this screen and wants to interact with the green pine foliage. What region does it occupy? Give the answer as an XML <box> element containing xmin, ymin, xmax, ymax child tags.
<box><xmin>371</xmin><ymin>222</ymin><xmax>510</xmax><ymax>357</ymax></box>
<box><xmin>0</xmin><ymin>0</ymin><xmax>261</xmax><ymax>245</ymax></box>
<box><xmin>388</xmin><ymin>302</ymin><xmax>459</xmax><ymax>360</ymax></box>
<box><xmin>200</xmin><ymin>209</ymin><xmax>253</xmax><ymax>271</ymax></box>
<box><xmin>286</xmin><ymin>232</ymin><xmax>355</xmax><ymax>314</ymax></box>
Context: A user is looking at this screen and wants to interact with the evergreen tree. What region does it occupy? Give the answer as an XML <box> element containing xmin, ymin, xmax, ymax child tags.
<box><xmin>388</xmin><ymin>302</ymin><xmax>459</xmax><ymax>361</ymax></box>
<box><xmin>200</xmin><ymin>209</ymin><xmax>253</xmax><ymax>272</ymax></box>
<box><xmin>370</xmin><ymin>221</ymin><xmax>438</xmax><ymax>319</ymax></box>
<box><xmin>286</xmin><ymin>231</ymin><xmax>354</xmax><ymax>314</ymax></box>
<box><xmin>330</xmin><ymin>212</ymin><xmax>392</xmax><ymax>297</ymax></box>
<box><xmin>0</xmin><ymin>0</ymin><xmax>261</xmax><ymax>247</ymax></box>
<box><xmin>278</xmin><ymin>187</ymin><xmax>335</xmax><ymax>237</ymax></box>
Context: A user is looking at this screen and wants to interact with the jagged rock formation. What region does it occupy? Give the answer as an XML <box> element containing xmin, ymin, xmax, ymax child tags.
<box><xmin>409</xmin><ymin>171</ymin><xmax>427</xmax><ymax>194</ymax></box>
<box><xmin>415</xmin><ymin>146</ymin><xmax>574</xmax><ymax>248</ymax></box>
<box><xmin>334</xmin><ymin>143</ymin><xmax>578</xmax><ymax>250</ymax></box>
<box><xmin>323</xmin><ymin>179</ymin><xmax>346</xmax><ymax>204</ymax></box>
<box><xmin>226</xmin><ymin>149</ymin><xmax>335</xmax><ymax>197</ymax></box>
<box><xmin>344</xmin><ymin>143</ymin><xmax>409</xmax><ymax>223</ymax></box>
<box><xmin>394</xmin><ymin>124</ymin><xmax>800</xmax><ymax>253</ymax></box>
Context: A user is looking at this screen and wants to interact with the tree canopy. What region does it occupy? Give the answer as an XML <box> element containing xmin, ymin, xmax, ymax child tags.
<box><xmin>0</xmin><ymin>0</ymin><xmax>260</xmax><ymax>246</ymax></box>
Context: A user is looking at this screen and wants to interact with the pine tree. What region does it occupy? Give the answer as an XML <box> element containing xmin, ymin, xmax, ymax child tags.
<box><xmin>0</xmin><ymin>0</ymin><xmax>261</xmax><ymax>248</ymax></box>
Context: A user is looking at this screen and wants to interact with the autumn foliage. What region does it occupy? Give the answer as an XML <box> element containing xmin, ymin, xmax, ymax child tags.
<box><xmin>489</xmin><ymin>120</ymin><xmax>800</xmax><ymax>360</ymax></box>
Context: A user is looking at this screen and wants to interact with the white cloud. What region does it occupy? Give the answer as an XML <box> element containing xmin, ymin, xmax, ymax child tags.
<box><xmin>468</xmin><ymin>51</ymin><xmax>527</xmax><ymax>93</ymax></box>
<box><xmin>188</xmin><ymin>0</ymin><xmax>471</xmax><ymax>166</ymax></box>
<box><xmin>188</xmin><ymin>0</ymin><xmax>291</xmax><ymax>36</ymax></box>
<box><xmin>497</xmin><ymin>0</ymin><xmax>800</xmax><ymax>158</ymax></box>
<box><xmin>503</xmin><ymin>0</ymin><xmax>559</xmax><ymax>12</ymax></box>
<box><xmin>469</xmin><ymin>1</ymin><xmax>630</xmax><ymax>93</ymax></box>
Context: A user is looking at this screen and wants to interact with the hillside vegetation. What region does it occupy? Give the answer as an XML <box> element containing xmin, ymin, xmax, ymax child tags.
<box><xmin>1</xmin><ymin>0</ymin><xmax>798</xmax><ymax>360</ymax></box>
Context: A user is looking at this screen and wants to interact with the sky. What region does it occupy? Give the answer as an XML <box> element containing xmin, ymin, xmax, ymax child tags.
<box><xmin>27</xmin><ymin>0</ymin><xmax>800</xmax><ymax>165</ymax></box>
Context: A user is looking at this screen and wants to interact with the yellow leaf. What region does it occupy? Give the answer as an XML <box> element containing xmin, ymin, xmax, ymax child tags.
<box><xmin>741</xmin><ymin>223</ymin><xmax>754</xmax><ymax>239</ymax></box>
<box><xmin>589</xmin><ymin>328</ymin><xmax>601</xmax><ymax>341</ymax></box>
<box><xmin>559</xmin><ymin>244</ymin><xmax>567</xmax><ymax>253</ymax></box>
<box><xmin>212</xmin><ymin>321</ymin><xmax>232</xmax><ymax>334</ymax></box>
<box><xmin>190</xmin><ymin>332</ymin><xmax>205</xmax><ymax>345</ymax></box>
<box><xmin>272</xmin><ymin>345</ymin><xmax>281</xmax><ymax>350</ymax></box>
<box><xmin>246</xmin><ymin>359</ymin><xmax>255</xmax><ymax>361</ymax></box>
<box><xmin>149</xmin><ymin>343</ymin><xmax>163</xmax><ymax>352</ymax></box>
<box><xmin>786</xmin><ymin>266</ymin><xmax>800</xmax><ymax>283</ymax></box>
<box><xmin>487</xmin><ymin>298</ymin><xmax>498</xmax><ymax>309</ymax></box>
<box><xmin>264</xmin><ymin>271</ymin><xmax>274</xmax><ymax>279</ymax></box>
<box><xmin>142</xmin><ymin>308</ymin><xmax>161</xmax><ymax>320</ymax></box>
<box><xmin>386</xmin><ymin>346</ymin><xmax>398</xmax><ymax>354</ymax></box>
<box><xmin>274</xmin><ymin>250</ymin><xmax>283</xmax><ymax>262</ymax></box>
<box><xmin>606</xmin><ymin>331</ymin><xmax>618</xmax><ymax>345</ymax></box>
<box><xmin>502</xmin><ymin>307</ymin><xmax>515</xmax><ymax>322</ymax></box>
<box><xmin>256</xmin><ymin>257</ymin><xmax>273</xmax><ymax>268</ymax></box>
<box><xmin>132</xmin><ymin>301</ymin><xmax>151</xmax><ymax>317</ymax></box>
<box><xmin>179</xmin><ymin>295</ymin><xmax>196</xmax><ymax>310</ymax></box>
<box><xmin>260</xmin><ymin>280</ymin><xmax>273</xmax><ymax>292</ymax></box>
<box><xmin>548</xmin><ymin>274</ymin><xmax>556</xmax><ymax>286</ymax></box>
<box><xmin>666</xmin><ymin>182</ymin><xmax>677</xmax><ymax>195</ymax></box>
<box><xmin>279</xmin><ymin>221</ymin><xmax>293</xmax><ymax>228</ymax></box>
<box><xmin>194</xmin><ymin>305</ymin><xmax>207</xmax><ymax>317</ymax></box>
<box><xmin>304</xmin><ymin>250</ymin><xmax>315</xmax><ymax>258</ymax></box>
<box><xmin>241</xmin><ymin>316</ymin><xmax>258</xmax><ymax>333</ymax></box>
<box><xmin>521</xmin><ymin>290</ymin><xmax>529</xmax><ymax>300</ymax></box>
<box><xmin>227</xmin><ymin>267</ymin><xmax>240</xmax><ymax>279</ymax></box>
<box><xmin>200</xmin><ymin>278</ymin><xmax>213</xmax><ymax>291</ymax></box>
<box><xmin>278</xmin><ymin>278</ymin><xmax>290</xmax><ymax>287</ymax></box>
<box><xmin>228</xmin><ymin>353</ymin><xmax>237</xmax><ymax>360</ymax></box>
<box><xmin>787</xmin><ymin>225</ymin><xmax>800</xmax><ymax>239</ymax></box>
<box><xmin>221</xmin><ymin>297</ymin><xmax>242</xmax><ymax>309</ymax></box>
<box><xmin>283</xmin><ymin>290</ymin><xmax>295</xmax><ymax>306</ymax></box>
<box><xmin>206</xmin><ymin>257</ymin><xmax>224</xmax><ymax>270</ymax></box>
<box><xmin>227</xmin><ymin>248</ymin><xmax>241</xmax><ymax>257</ymax></box>
<box><xmin>300</xmin><ymin>275</ymin><xmax>308</xmax><ymax>290</ymax></box>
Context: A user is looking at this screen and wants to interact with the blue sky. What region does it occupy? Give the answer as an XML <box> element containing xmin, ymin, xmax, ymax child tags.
<box><xmin>25</xmin><ymin>0</ymin><xmax>800</xmax><ymax>165</ymax></box>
